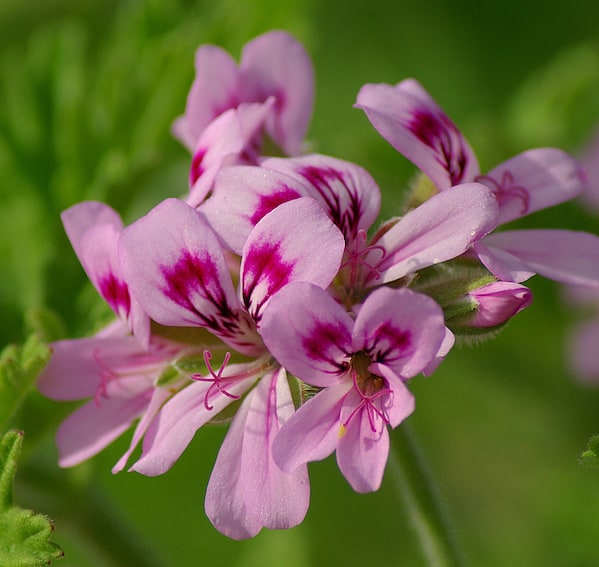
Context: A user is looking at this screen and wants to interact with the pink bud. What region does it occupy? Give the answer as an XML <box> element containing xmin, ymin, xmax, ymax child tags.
<box><xmin>469</xmin><ymin>282</ymin><xmax>532</xmax><ymax>328</ymax></box>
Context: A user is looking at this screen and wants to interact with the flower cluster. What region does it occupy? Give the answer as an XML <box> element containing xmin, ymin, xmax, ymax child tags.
<box><xmin>38</xmin><ymin>30</ymin><xmax>599</xmax><ymax>539</ymax></box>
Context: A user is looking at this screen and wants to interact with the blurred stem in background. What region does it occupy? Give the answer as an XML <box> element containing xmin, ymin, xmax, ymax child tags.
<box><xmin>390</xmin><ymin>424</ymin><xmax>466</xmax><ymax>567</ymax></box>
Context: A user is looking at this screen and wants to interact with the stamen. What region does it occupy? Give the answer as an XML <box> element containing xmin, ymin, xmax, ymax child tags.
<box><xmin>92</xmin><ymin>348</ymin><xmax>119</xmax><ymax>407</ymax></box>
<box><xmin>91</xmin><ymin>347</ymin><xmax>168</xmax><ymax>406</ymax></box>
<box><xmin>340</xmin><ymin>368</ymin><xmax>392</xmax><ymax>435</ymax></box>
<box><xmin>340</xmin><ymin>229</ymin><xmax>386</xmax><ymax>288</ymax></box>
<box><xmin>192</xmin><ymin>351</ymin><xmax>240</xmax><ymax>411</ymax></box>
<box><xmin>476</xmin><ymin>171</ymin><xmax>530</xmax><ymax>215</ymax></box>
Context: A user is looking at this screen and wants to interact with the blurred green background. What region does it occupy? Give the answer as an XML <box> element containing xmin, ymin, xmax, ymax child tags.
<box><xmin>2</xmin><ymin>0</ymin><xmax>599</xmax><ymax>565</ymax></box>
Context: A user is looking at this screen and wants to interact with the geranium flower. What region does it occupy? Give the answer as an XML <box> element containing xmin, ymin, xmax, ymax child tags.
<box><xmin>118</xmin><ymin>196</ymin><xmax>345</xmax><ymax>538</ymax></box>
<box><xmin>200</xmin><ymin>153</ymin><xmax>500</xmax><ymax>296</ymax></box>
<box><xmin>173</xmin><ymin>30</ymin><xmax>314</xmax><ymax>156</ymax></box>
<box><xmin>261</xmin><ymin>284</ymin><xmax>447</xmax><ymax>492</ymax></box>
<box><xmin>356</xmin><ymin>79</ymin><xmax>599</xmax><ymax>286</ymax></box>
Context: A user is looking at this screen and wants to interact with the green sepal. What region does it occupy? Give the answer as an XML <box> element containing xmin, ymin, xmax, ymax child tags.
<box><xmin>0</xmin><ymin>335</ymin><xmax>51</xmax><ymax>433</ymax></box>
<box><xmin>403</xmin><ymin>173</ymin><xmax>439</xmax><ymax>210</ymax></box>
<box><xmin>447</xmin><ymin>322</ymin><xmax>506</xmax><ymax>347</ymax></box>
<box><xmin>206</xmin><ymin>396</ymin><xmax>245</xmax><ymax>426</ymax></box>
<box><xmin>0</xmin><ymin>431</ymin><xmax>63</xmax><ymax>566</ymax></box>
<box><xmin>155</xmin><ymin>366</ymin><xmax>181</xmax><ymax>388</ymax></box>
<box><xmin>579</xmin><ymin>434</ymin><xmax>599</xmax><ymax>468</ymax></box>
<box><xmin>412</xmin><ymin>264</ymin><xmax>496</xmax><ymax>311</ymax></box>
<box><xmin>288</xmin><ymin>374</ymin><xmax>303</xmax><ymax>409</ymax></box>
<box><xmin>172</xmin><ymin>353</ymin><xmax>208</xmax><ymax>376</ymax></box>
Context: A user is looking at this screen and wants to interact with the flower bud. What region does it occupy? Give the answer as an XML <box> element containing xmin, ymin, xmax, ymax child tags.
<box><xmin>447</xmin><ymin>281</ymin><xmax>532</xmax><ymax>329</ymax></box>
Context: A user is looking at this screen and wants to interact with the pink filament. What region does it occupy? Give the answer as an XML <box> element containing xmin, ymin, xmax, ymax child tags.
<box><xmin>340</xmin><ymin>229</ymin><xmax>386</xmax><ymax>287</ymax></box>
<box><xmin>193</xmin><ymin>351</ymin><xmax>241</xmax><ymax>411</ymax></box>
<box><xmin>342</xmin><ymin>369</ymin><xmax>392</xmax><ymax>434</ymax></box>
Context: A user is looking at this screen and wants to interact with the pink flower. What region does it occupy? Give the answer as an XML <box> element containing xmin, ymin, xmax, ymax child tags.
<box><xmin>61</xmin><ymin>201</ymin><xmax>150</xmax><ymax>347</ymax></box>
<box><xmin>200</xmin><ymin>153</ymin><xmax>499</xmax><ymax>295</ymax></box>
<box><xmin>118</xmin><ymin>196</ymin><xmax>345</xmax><ymax>538</ymax></box>
<box><xmin>173</xmin><ymin>30</ymin><xmax>314</xmax><ymax>156</ymax></box>
<box><xmin>37</xmin><ymin>322</ymin><xmax>180</xmax><ymax>471</ymax></box>
<box><xmin>261</xmin><ymin>284</ymin><xmax>447</xmax><ymax>492</ymax></box>
<box><xmin>356</xmin><ymin>79</ymin><xmax>599</xmax><ymax>287</ymax></box>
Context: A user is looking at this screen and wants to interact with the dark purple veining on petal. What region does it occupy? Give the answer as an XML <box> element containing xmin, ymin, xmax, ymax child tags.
<box><xmin>242</xmin><ymin>242</ymin><xmax>293</xmax><ymax>322</ymax></box>
<box><xmin>298</xmin><ymin>165</ymin><xmax>363</xmax><ymax>241</ymax></box>
<box><xmin>190</xmin><ymin>148</ymin><xmax>207</xmax><ymax>185</ymax></box>
<box><xmin>161</xmin><ymin>250</ymin><xmax>238</xmax><ymax>334</ymax></box>
<box><xmin>249</xmin><ymin>186</ymin><xmax>301</xmax><ymax>225</ymax></box>
<box><xmin>408</xmin><ymin>109</ymin><xmax>468</xmax><ymax>185</ymax></box>
<box><xmin>99</xmin><ymin>273</ymin><xmax>131</xmax><ymax>319</ymax></box>
<box><xmin>364</xmin><ymin>322</ymin><xmax>412</xmax><ymax>364</ymax></box>
<box><xmin>302</xmin><ymin>321</ymin><xmax>352</xmax><ymax>375</ymax></box>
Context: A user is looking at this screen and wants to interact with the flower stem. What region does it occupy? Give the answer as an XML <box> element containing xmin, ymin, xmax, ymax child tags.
<box><xmin>389</xmin><ymin>423</ymin><xmax>466</xmax><ymax>567</ymax></box>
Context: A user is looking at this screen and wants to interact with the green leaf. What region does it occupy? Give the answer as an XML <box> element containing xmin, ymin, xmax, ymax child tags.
<box><xmin>23</xmin><ymin>308</ymin><xmax>66</xmax><ymax>344</ymax></box>
<box><xmin>0</xmin><ymin>336</ymin><xmax>51</xmax><ymax>433</ymax></box>
<box><xmin>580</xmin><ymin>434</ymin><xmax>599</xmax><ymax>468</ymax></box>
<box><xmin>0</xmin><ymin>431</ymin><xmax>63</xmax><ymax>566</ymax></box>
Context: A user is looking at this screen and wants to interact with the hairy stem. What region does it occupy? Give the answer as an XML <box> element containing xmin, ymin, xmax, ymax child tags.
<box><xmin>389</xmin><ymin>423</ymin><xmax>466</xmax><ymax>567</ymax></box>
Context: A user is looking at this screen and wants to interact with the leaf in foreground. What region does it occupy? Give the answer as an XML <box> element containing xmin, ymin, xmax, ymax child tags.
<box><xmin>0</xmin><ymin>430</ymin><xmax>63</xmax><ymax>566</ymax></box>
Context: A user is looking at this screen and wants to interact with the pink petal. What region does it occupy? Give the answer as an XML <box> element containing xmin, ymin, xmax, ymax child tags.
<box><xmin>353</xmin><ymin>287</ymin><xmax>446</xmax><ymax>378</ymax></box>
<box><xmin>580</xmin><ymin>128</ymin><xmax>599</xmax><ymax>213</ymax></box>
<box><xmin>241</xmin><ymin>197</ymin><xmax>345</xmax><ymax>323</ymax></box>
<box><xmin>240</xmin><ymin>30</ymin><xmax>314</xmax><ymax>155</ymax></box>
<box><xmin>200</xmin><ymin>165</ymin><xmax>307</xmax><ymax>254</ymax></box>
<box><xmin>56</xmin><ymin>383</ymin><xmax>153</xmax><ymax>468</ymax></box>
<box><xmin>272</xmin><ymin>382</ymin><xmax>352</xmax><ymax>473</ymax></box>
<box><xmin>205</xmin><ymin>367</ymin><xmax>310</xmax><ymax>539</ymax></box>
<box><xmin>337</xmin><ymin>388</ymin><xmax>390</xmax><ymax>493</ymax></box>
<box><xmin>37</xmin><ymin>335</ymin><xmax>157</xmax><ymax>401</ymax></box>
<box><xmin>423</xmin><ymin>327</ymin><xmax>455</xmax><ymax>376</ymax></box>
<box><xmin>132</xmin><ymin>364</ymin><xmax>257</xmax><ymax>476</ymax></box>
<box><xmin>480</xmin><ymin>148</ymin><xmax>587</xmax><ymax>225</ymax></box>
<box><xmin>119</xmin><ymin>198</ymin><xmax>242</xmax><ymax>331</ymax></box>
<box><xmin>260</xmin><ymin>282</ymin><xmax>353</xmax><ymax>387</ymax></box>
<box><xmin>62</xmin><ymin>202</ymin><xmax>150</xmax><ymax>345</ymax></box>
<box><xmin>371</xmin><ymin>364</ymin><xmax>416</xmax><ymax>428</ymax></box>
<box><xmin>355</xmin><ymin>80</ymin><xmax>479</xmax><ymax>189</ymax></box>
<box><xmin>473</xmin><ymin>240</ymin><xmax>536</xmax><ymax>283</ymax></box>
<box><xmin>262</xmin><ymin>154</ymin><xmax>381</xmax><ymax>243</ymax></box>
<box><xmin>187</xmin><ymin>100</ymin><xmax>276</xmax><ymax>207</ymax></box>
<box><xmin>78</xmin><ymin>223</ymin><xmax>132</xmax><ymax>318</ymax></box>
<box><xmin>482</xmin><ymin>229</ymin><xmax>599</xmax><ymax>286</ymax></box>
<box><xmin>370</xmin><ymin>183</ymin><xmax>498</xmax><ymax>285</ymax></box>
<box><xmin>61</xmin><ymin>201</ymin><xmax>123</xmax><ymax>261</ymax></box>
<box><xmin>173</xmin><ymin>45</ymin><xmax>240</xmax><ymax>150</ymax></box>
<box><xmin>112</xmin><ymin>386</ymin><xmax>172</xmax><ymax>473</ymax></box>
<box><xmin>568</xmin><ymin>319</ymin><xmax>599</xmax><ymax>384</ymax></box>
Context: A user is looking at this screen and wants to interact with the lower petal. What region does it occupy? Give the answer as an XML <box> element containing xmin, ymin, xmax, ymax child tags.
<box><xmin>56</xmin><ymin>388</ymin><xmax>153</xmax><ymax>468</ymax></box>
<box><xmin>336</xmin><ymin>406</ymin><xmax>390</xmax><ymax>493</ymax></box>
<box><xmin>205</xmin><ymin>368</ymin><xmax>310</xmax><ymax>539</ymax></box>
<box><xmin>272</xmin><ymin>382</ymin><xmax>352</xmax><ymax>473</ymax></box>
<box><xmin>132</xmin><ymin>374</ymin><xmax>255</xmax><ymax>476</ymax></box>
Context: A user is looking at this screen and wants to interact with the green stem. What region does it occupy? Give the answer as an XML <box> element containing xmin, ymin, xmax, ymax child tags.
<box><xmin>389</xmin><ymin>423</ymin><xmax>466</xmax><ymax>567</ymax></box>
